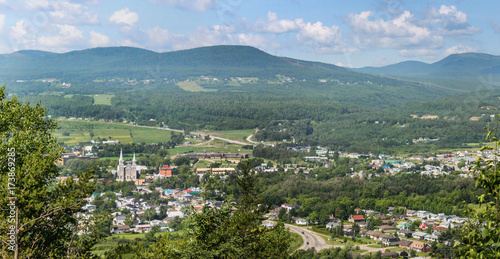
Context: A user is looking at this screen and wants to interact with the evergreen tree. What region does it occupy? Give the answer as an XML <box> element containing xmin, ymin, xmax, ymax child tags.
<box><xmin>0</xmin><ymin>87</ymin><xmax>98</xmax><ymax>258</ymax></box>
<box><xmin>458</xmin><ymin>119</ymin><xmax>500</xmax><ymax>257</ymax></box>
<box><xmin>139</xmin><ymin>161</ymin><xmax>293</xmax><ymax>258</ymax></box>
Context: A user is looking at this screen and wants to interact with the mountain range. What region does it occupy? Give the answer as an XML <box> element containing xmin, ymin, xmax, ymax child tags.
<box><xmin>0</xmin><ymin>45</ymin><xmax>356</xmax><ymax>82</ymax></box>
<box><xmin>354</xmin><ymin>52</ymin><xmax>500</xmax><ymax>83</ymax></box>
<box><xmin>1</xmin><ymin>45</ymin><xmax>500</xmax><ymax>92</ymax></box>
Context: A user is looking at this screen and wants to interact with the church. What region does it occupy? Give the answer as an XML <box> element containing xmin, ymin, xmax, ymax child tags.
<box><xmin>115</xmin><ymin>150</ymin><xmax>139</xmax><ymax>181</ymax></box>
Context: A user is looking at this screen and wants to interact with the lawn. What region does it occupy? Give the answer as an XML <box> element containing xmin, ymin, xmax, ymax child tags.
<box><xmin>93</xmin><ymin>94</ymin><xmax>115</xmax><ymax>105</ymax></box>
<box><xmin>290</xmin><ymin>232</ymin><xmax>304</xmax><ymax>251</ymax></box>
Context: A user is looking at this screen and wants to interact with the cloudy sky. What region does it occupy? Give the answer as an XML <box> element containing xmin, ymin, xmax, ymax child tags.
<box><xmin>0</xmin><ymin>0</ymin><xmax>498</xmax><ymax>67</ymax></box>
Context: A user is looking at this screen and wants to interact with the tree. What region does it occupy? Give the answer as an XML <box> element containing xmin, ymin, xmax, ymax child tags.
<box><xmin>458</xmin><ymin>119</ymin><xmax>500</xmax><ymax>258</ymax></box>
<box><xmin>139</xmin><ymin>162</ymin><xmax>293</xmax><ymax>258</ymax></box>
<box><xmin>145</xmin><ymin>225</ymin><xmax>160</xmax><ymax>244</ymax></box>
<box><xmin>0</xmin><ymin>87</ymin><xmax>98</xmax><ymax>258</ymax></box>
<box><xmin>352</xmin><ymin>223</ymin><xmax>360</xmax><ymax>237</ymax></box>
<box><xmin>366</xmin><ymin>220</ymin><xmax>374</xmax><ymax>230</ymax></box>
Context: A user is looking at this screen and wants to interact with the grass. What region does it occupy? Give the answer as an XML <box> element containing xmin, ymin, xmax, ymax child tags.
<box><xmin>55</xmin><ymin>119</ymin><xmax>254</xmax><ymax>155</ymax></box>
<box><xmin>170</xmin><ymin>140</ymin><xmax>251</xmax><ymax>157</ymax></box>
<box><xmin>92</xmin><ymin>232</ymin><xmax>165</xmax><ymax>257</ymax></box>
<box><xmin>93</xmin><ymin>94</ymin><xmax>115</xmax><ymax>105</ymax></box>
<box><xmin>468</xmin><ymin>203</ymin><xmax>487</xmax><ymax>213</ymax></box>
<box><xmin>290</xmin><ymin>232</ymin><xmax>304</xmax><ymax>251</ymax></box>
<box><xmin>207</xmin><ymin>129</ymin><xmax>255</xmax><ymax>142</ymax></box>
<box><xmin>55</xmin><ymin>120</ymin><xmax>172</xmax><ymax>146</ymax></box>
<box><xmin>176</xmin><ymin>81</ymin><xmax>215</xmax><ymax>92</ymax></box>
<box><xmin>194</xmin><ymin>159</ymin><xmax>238</xmax><ymax>168</ymax></box>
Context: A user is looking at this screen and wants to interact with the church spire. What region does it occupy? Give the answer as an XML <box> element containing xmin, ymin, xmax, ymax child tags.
<box><xmin>132</xmin><ymin>153</ymin><xmax>136</xmax><ymax>164</ymax></box>
<box><xmin>119</xmin><ymin>149</ymin><xmax>124</xmax><ymax>164</ymax></box>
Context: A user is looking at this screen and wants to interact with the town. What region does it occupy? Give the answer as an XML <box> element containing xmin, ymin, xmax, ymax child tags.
<box><xmin>56</xmin><ymin>132</ymin><xmax>483</xmax><ymax>257</ymax></box>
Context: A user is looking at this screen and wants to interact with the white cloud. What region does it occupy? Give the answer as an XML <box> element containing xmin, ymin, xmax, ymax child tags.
<box><xmin>150</xmin><ymin>0</ymin><xmax>217</xmax><ymax>12</ymax></box>
<box><xmin>426</xmin><ymin>5</ymin><xmax>481</xmax><ymax>36</ymax></box>
<box><xmin>110</xmin><ymin>8</ymin><xmax>139</xmax><ymax>26</ymax></box>
<box><xmin>9</xmin><ymin>20</ymin><xmax>37</xmax><ymax>50</ymax></box>
<box><xmin>444</xmin><ymin>44</ymin><xmax>479</xmax><ymax>56</ymax></box>
<box><xmin>172</xmin><ymin>25</ymin><xmax>237</xmax><ymax>50</ymax></box>
<box><xmin>296</xmin><ymin>19</ymin><xmax>341</xmax><ymax>44</ymax></box>
<box><xmin>37</xmin><ymin>24</ymin><xmax>83</xmax><ymax>48</ymax></box>
<box><xmin>347</xmin><ymin>10</ymin><xmax>442</xmax><ymax>49</ymax></box>
<box><xmin>237</xmin><ymin>33</ymin><xmax>268</xmax><ymax>49</ymax></box>
<box><xmin>145</xmin><ymin>26</ymin><xmax>170</xmax><ymax>47</ymax></box>
<box><xmin>119</xmin><ymin>39</ymin><xmax>142</xmax><ymax>48</ymax></box>
<box><xmin>0</xmin><ymin>14</ymin><xmax>5</xmax><ymax>32</ymax></box>
<box><xmin>23</xmin><ymin>0</ymin><xmax>99</xmax><ymax>25</ymax></box>
<box><xmin>335</xmin><ymin>62</ymin><xmax>353</xmax><ymax>68</ymax></box>
<box><xmin>253</xmin><ymin>11</ymin><xmax>299</xmax><ymax>33</ymax></box>
<box><xmin>89</xmin><ymin>31</ymin><xmax>111</xmax><ymax>47</ymax></box>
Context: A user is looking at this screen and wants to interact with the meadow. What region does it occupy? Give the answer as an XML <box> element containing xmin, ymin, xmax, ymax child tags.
<box><xmin>55</xmin><ymin>120</ymin><xmax>172</xmax><ymax>146</ymax></box>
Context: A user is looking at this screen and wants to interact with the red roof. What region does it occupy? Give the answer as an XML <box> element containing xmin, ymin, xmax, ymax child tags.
<box><xmin>351</xmin><ymin>215</ymin><xmax>365</xmax><ymax>220</ymax></box>
<box><xmin>433</xmin><ymin>226</ymin><xmax>447</xmax><ymax>231</ymax></box>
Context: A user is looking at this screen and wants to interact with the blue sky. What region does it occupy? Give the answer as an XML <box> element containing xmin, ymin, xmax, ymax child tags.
<box><xmin>0</xmin><ymin>0</ymin><xmax>498</xmax><ymax>67</ymax></box>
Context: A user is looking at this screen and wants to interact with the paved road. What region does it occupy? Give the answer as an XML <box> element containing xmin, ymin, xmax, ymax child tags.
<box><xmin>284</xmin><ymin>224</ymin><xmax>333</xmax><ymax>252</ymax></box>
<box><xmin>282</xmin><ymin>224</ymin><xmax>392</xmax><ymax>255</ymax></box>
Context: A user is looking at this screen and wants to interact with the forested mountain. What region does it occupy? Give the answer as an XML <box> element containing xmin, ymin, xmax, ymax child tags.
<box><xmin>1</xmin><ymin>45</ymin><xmax>377</xmax><ymax>82</ymax></box>
<box><xmin>354</xmin><ymin>52</ymin><xmax>500</xmax><ymax>83</ymax></box>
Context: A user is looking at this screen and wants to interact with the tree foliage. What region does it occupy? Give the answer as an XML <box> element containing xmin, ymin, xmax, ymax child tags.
<box><xmin>458</xmin><ymin>118</ymin><xmax>500</xmax><ymax>258</ymax></box>
<box><xmin>0</xmin><ymin>86</ymin><xmax>97</xmax><ymax>258</ymax></box>
<box><xmin>138</xmin><ymin>162</ymin><xmax>293</xmax><ymax>258</ymax></box>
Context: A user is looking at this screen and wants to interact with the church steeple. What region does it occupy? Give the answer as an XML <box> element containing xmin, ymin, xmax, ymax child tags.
<box><xmin>132</xmin><ymin>153</ymin><xmax>136</xmax><ymax>165</ymax></box>
<box><xmin>119</xmin><ymin>149</ymin><xmax>124</xmax><ymax>165</ymax></box>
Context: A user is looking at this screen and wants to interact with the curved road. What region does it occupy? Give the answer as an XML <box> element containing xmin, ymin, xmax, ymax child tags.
<box><xmin>284</xmin><ymin>224</ymin><xmax>332</xmax><ymax>252</ymax></box>
<box><xmin>283</xmin><ymin>224</ymin><xmax>391</xmax><ymax>255</ymax></box>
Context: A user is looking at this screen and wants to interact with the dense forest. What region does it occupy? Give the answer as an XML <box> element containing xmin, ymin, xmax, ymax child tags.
<box><xmin>16</xmin><ymin>79</ymin><xmax>495</xmax><ymax>154</ymax></box>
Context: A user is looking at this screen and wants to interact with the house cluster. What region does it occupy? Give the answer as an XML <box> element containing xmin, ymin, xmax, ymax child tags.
<box><xmin>368</xmin><ymin>150</ymin><xmax>496</xmax><ymax>177</ymax></box>
<box><xmin>323</xmin><ymin>208</ymin><xmax>466</xmax><ymax>254</ymax></box>
<box><xmin>83</xmin><ymin>185</ymin><xmax>221</xmax><ymax>235</ymax></box>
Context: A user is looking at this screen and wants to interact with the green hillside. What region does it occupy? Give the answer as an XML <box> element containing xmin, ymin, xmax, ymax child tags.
<box><xmin>354</xmin><ymin>52</ymin><xmax>500</xmax><ymax>85</ymax></box>
<box><xmin>0</xmin><ymin>45</ymin><xmax>409</xmax><ymax>84</ymax></box>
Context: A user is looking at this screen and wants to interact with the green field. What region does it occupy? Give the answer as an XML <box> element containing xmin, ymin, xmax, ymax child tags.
<box><xmin>468</xmin><ymin>203</ymin><xmax>487</xmax><ymax>213</ymax></box>
<box><xmin>170</xmin><ymin>140</ymin><xmax>251</xmax><ymax>157</ymax></box>
<box><xmin>55</xmin><ymin>120</ymin><xmax>172</xmax><ymax>146</ymax></box>
<box><xmin>92</xmin><ymin>232</ymin><xmax>165</xmax><ymax>257</ymax></box>
<box><xmin>176</xmin><ymin>81</ymin><xmax>215</xmax><ymax>92</ymax></box>
<box><xmin>54</xmin><ymin>120</ymin><xmax>257</xmax><ymax>156</ymax></box>
<box><xmin>93</xmin><ymin>94</ymin><xmax>115</xmax><ymax>105</ymax></box>
<box><xmin>208</xmin><ymin>129</ymin><xmax>255</xmax><ymax>142</ymax></box>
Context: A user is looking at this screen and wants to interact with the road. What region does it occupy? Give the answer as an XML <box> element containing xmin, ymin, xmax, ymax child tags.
<box><xmin>284</xmin><ymin>224</ymin><xmax>333</xmax><ymax>252</ymax></box>
<box><xmin>282</xmin><ymin>223</ymin><xmax>392</xmax><ymax>255</ymax></box>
